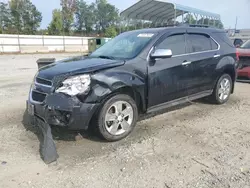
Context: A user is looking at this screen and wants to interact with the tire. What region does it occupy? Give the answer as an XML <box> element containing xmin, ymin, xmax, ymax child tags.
<box><xmin>209</xmin><ymin>74</ymin><xmax>232</xmax><ymax>104</ymax></box>
<box><xmin>96</xmin><ymin>94</ymin><xmax>138</xmax><ymax>142</ymax></box>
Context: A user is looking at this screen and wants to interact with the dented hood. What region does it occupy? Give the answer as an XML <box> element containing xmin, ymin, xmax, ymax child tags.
<box><xmin>37</xmin><ymin>56</ymin><xmax>125</xmax><ymax>80</ymax></box>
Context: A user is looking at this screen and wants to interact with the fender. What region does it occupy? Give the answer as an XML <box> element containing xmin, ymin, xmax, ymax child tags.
<box><xmin>83</xmin><ymin>67</ymin><xmax>147</xmax><ymax>111</ymax></box>
<box><xmin>214</xmin><ymin>55</ymin><xmax>237</xmax><ymax>92</ymax></box>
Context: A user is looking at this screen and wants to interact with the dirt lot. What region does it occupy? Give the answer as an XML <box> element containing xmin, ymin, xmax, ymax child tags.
<box><xmin>0</xmin><ymin>54</ymin><xmax>250</xmax><ymax>188</ymax></box>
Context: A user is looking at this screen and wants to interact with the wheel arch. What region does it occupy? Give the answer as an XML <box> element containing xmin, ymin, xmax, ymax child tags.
<box><xmin>223</xmin><ymin>66</ymin><xmax>236</xmax><ymax>93</ymax></box>
<box><xmin>215</xmin><ymin>56</ymin><xmax>236</xmax><ymax>94</ymax></box>
<box><xmin>84</xmin><ymin>70</ymin><xmax>147</xmax><ymax>114</ymax></box>
<box><xmin>99</xmin><ymin>86</ymin><xmax>146</xmax><ymax>114</ymax></box>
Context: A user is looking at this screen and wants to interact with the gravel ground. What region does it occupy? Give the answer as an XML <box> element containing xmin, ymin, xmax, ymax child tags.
<box><xmin>0</xmin><ymin>54</ymin><xmax>250</xmax><ymax>188</ymax></box>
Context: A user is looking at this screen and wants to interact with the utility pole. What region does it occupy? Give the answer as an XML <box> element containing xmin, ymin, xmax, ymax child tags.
<box><xmin>234</xmin><ymin>16</ymin><xmax>238</xmax><ymax>32</ymax></box>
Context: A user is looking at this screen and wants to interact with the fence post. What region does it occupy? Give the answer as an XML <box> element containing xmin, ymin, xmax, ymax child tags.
<box><xmin>63</xmin><ymin>35</ymin><xmax>65</xmax><ymax>52</ymax></box>
<box><xmin>17</xmin><ymin>34</ymin><xmax>21</xmax><ymax>53</ymax></box>
<box><xmin>42</xmin><ymin>34</ymin><xmax>44</xmax><ymax>46</ymax></box>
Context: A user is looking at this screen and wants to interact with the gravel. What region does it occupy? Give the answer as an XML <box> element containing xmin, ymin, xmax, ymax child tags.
<box><xmin>0</xmin><ymin>54</ymin><xmax>250</xmax><ymax>188</ymax></box>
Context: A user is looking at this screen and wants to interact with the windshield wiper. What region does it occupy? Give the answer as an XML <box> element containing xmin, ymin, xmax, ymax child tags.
<box><xmin>97</xmin><ymin>55</ymin><xmax>115</xmax><ymax>60</ymax></box>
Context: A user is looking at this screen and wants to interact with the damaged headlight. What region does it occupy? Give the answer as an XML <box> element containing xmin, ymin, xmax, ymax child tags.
<box><xmin>55</xmin><ymin>75</ymin><xmax>91</xmax><ymax>96</ymax></box>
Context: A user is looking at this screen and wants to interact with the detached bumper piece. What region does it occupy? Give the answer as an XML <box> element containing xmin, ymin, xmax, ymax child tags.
<box><xmin>27</xmin><ymin>92</ymin><xmax>99</xmax><ymax>164</ymax></box>
<box><xmin>36</xmin><ymin>117</ymin><xmax>59</xmax><ymax>164</ymax></box>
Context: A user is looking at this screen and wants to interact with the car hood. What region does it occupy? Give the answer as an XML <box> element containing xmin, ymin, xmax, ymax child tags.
<box><xmin>237</xmin><ymin>48</ymin><xmax>250</xmax><ymax>57</ymax></box>
<box><xmin>37</xmin><ymin>56</ymin><xmax>125</xmax><ymax>80</ymax></box>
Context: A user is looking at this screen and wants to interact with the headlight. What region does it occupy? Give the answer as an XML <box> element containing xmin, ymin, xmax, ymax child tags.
<box><xmin>56</xmin><ymin>75</ymin><xmax>91</xmax><ymax>96</ymax></box>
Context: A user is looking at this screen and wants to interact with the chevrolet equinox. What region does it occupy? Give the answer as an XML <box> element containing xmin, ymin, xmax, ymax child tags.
<box><xmin>27</xmin><ymin>26</ymin><xmax>237</xmax><ymax>141</ymax></box>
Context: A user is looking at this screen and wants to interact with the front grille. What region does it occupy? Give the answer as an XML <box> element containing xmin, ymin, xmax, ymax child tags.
<box><xmin>36</xmin><ymin>77</ymin><xmax>52</xmax><ymax>86</ymax></box>
<box><xmin>32</xmin><ymin>91</ymin><xmax>46</xmax><ymax>103</ymax></box>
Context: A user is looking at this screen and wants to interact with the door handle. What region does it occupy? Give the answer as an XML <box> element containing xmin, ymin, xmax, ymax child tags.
<box><xmin>214</xmin><ymin>54</ymin><xmax>221</xmax><ymax>58</ymax></box>
<box><xmin>182</xmin><ymin>61</ymin><xmax>192</xmax><ymax>66</ymax></box>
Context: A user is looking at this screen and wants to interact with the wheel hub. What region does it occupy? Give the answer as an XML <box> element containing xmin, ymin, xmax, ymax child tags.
<box><xmin>117</xmin><ymin>115</ymin><xmax>123</xmax><ymax>122</ymax></box>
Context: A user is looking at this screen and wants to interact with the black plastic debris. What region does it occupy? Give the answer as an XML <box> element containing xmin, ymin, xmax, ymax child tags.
<box><xmin>36</xmin><ymin>118</ymin><xmax>59</xmax><ymax>164</ymax></box>
<box><xmin>36</xmin><ymin>58</ymin><xmax>55</xmax><ymax>69</ymax></box>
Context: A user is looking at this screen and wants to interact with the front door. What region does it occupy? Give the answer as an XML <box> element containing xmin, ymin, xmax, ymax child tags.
<box><xmin>147</xmin><ymin>33</ymin><xmax>194</xmax><ymax>108</ymax></box>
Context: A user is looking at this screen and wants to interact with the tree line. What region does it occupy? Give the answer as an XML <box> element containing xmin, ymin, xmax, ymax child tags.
<box><xmin>0</xmin><ymin>0</ymin><xmax>224</xmax><ymax>37</ymax></box>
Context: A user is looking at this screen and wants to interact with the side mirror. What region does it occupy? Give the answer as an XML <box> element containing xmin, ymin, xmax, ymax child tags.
<box><xmin>150</xmin><ymin>49</ymin><xmax>172</xmax><ymax>59</ymax></box>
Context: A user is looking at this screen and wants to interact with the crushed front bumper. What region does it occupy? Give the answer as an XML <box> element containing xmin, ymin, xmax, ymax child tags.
<box><xmin>27</xmin><ymin>92</ymin><xmax>100</xmax><ymax>164</ymax></box>
<box><xmin>28</xmin><ymin>92</ymin><xmax>100</xmax><ymax>130</ymax></box>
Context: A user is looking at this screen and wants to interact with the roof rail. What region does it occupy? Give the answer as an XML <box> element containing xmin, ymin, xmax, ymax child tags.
<box><xmin>156</xmin><ymin>23</ymin><xmax>215</xmax><ymax>29</ymax></box>
<box><xmin>188</xmin><ymin>24</ymin><xmax>215</xmax><ymax>28</ymax></box>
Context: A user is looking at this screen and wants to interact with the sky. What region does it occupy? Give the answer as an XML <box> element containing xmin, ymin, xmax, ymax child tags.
<box><xmin>11</xmin><ymin>0</ymin><xmax>250</xmax><ymax>29</ymax></box>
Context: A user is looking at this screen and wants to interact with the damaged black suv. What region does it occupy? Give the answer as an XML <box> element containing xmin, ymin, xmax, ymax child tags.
<box><xmin>27</xmin><ymin>26</ymin><xmax>237</xmax><ymax>141</ymax></box>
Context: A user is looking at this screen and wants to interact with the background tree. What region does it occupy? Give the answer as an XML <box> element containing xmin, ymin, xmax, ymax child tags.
<box><xmin>0</xmin><ymin>2</ymin><xmax>11</xmax><ymax>34</ymax></box>
<box><xmin>22</xmin><ymin>1</ymin><xmax>42</xmax><ymax>34</ymax></box>
<box><xmin>105</xmin><ymin>25</ymin><xmax>117</xmax><ymax>37</ymax></box>
<box><xmin>60</xmin><ymin>0</ymin><xmax>76</xmax><ymax>35</ymax></box>
<box><xmin>75</xmin><ymin>0</ymin><xmax>96</xmax><ymax>35</ymax></box>
<box><xmin>197</xmin><ymin>18</ymin><xmax>224</xmax><ymax>28</ymax></box>
<box><xmin>184</xmin><ymin>14</ymin><xmax>196</xmax><ymax>24</ymax></box>
<box><xmin>47</xmin><ymin>9</ymin><xmax>63</xmax><ymax>35</ymax></box>
<box><xmin>95</xmin><ymin>0</ymin><xmax>119</xmax><ymax>33</ymax></box>
<box><xmin>9</xmin><ymin>0</ymin><xmax>42</xmax><ymax>34</ymax></box>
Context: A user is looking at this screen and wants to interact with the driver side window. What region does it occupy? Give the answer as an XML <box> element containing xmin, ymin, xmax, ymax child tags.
<box><xmin>156</xmin><ymin>34</ymin><xmax>186</xmax><ymax>56</ymax></box>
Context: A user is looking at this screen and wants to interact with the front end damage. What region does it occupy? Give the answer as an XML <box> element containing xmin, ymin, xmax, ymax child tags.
<box><xmin>27</xmin><ymin>56</ymin><xmax>143</xmax><ymax>164</ymax></box>
<box><xmin>27</xmin><ymin>85</ymin><xmax>99</xmax><ymax>164</ymax></box>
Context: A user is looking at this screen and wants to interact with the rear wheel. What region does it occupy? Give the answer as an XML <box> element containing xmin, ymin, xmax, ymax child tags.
<box><xmin>209</xmin><ymin>74</ymin><xmax>232</xmax><ymax>104</ymax></box>
<box><xmin>96</xmin><ymin>94</ymin><xmax>138</xmax><ymax>141</ymax></box>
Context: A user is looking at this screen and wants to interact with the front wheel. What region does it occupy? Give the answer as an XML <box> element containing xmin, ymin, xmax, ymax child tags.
<box><xmin>96</xmin><ymin>94</ymin><xmax>138</xmax><ymax>141</ymax></box>
<box><xmin>209</xmin><ymin>74</ymin><xmax>232</xmax><ymax>104</ymax></box>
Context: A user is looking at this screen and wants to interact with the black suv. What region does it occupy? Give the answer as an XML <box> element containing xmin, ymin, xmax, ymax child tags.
<box><xmin>27</xmin><ymin>26</ymin><xmax>237</xmax><ymax>141</ymax></box>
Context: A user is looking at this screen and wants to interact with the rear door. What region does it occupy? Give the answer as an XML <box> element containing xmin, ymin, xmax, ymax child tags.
<box><xmin>185</xmin><ymin>32</ymin><xmax>220</xmax><ymax>94</ymax></box>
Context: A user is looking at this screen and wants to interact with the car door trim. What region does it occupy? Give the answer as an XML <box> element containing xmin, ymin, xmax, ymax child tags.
<box><xmin>147</xmin><ymin>90</ymin><xmax>213</xmax><ymax>113</ymax></box>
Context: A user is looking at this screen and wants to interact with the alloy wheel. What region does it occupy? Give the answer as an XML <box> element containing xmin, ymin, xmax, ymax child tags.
<box><xmin>218</xmin><ymin>78</ymin><xmax>231</xmax><ymax>101</ymax></box>
<box><xmin>104</xmin><ymin>101</ymin><xmax>134</xmax><ymax>136</ymax></box>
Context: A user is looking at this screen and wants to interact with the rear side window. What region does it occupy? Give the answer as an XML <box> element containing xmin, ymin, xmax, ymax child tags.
<box><xmin>215</xmin><ymin>32</ymin><xmax>235</xmax><ymax>47</ymax></box>
<box><xmin>211</xmin><ymin>39</ymin><xmax>219</xmax><ymax>50</ymax></box>
<box><xmin>187</xmin><ymin>34</ymin><xmax>219</xmax><ymax>53</ymax></box>
<box><xmin>156</xmin><ymin>34</ymin><xmax>186</xmax><ymax>56</ymax></box>
<box><xmin>187</xmin><ymin>34</ymin><xmax>211</xmax><ymax>53</ymax></box>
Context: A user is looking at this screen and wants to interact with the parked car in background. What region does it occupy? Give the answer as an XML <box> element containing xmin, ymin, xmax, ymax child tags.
<box><xmin>27</xmin><ymin>25</ymin><xmax>237</xmax><ymax>141</ymax></box>
<box><xmin>233</xmin><ymin>38</ymin><xmax>244</xmax><ymax>47</ymax></box>
<box><xmin>237</xmin><ymin>40</ymin><xmax>250</xmax><ymax>81</ymax></box>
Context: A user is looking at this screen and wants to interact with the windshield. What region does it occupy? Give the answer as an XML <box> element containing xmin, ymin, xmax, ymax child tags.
<box><xmin>90</xmin><ymin>31</ymin><xmax>156</xmax><ymax>60</ymax></box>
<box><xmin>241</xmin><ymin>40</ymin><xmax>250</xmax><ymax>49</ymax></box>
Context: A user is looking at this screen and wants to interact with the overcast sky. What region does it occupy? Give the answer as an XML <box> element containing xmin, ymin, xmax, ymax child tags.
<box><xmin>25</xmin><ymin>0</ymin><xmax>250</xmax><ymax>29</ymax></box>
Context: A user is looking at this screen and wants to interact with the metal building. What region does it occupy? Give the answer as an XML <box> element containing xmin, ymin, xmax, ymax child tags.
<box><xmin>120</xmin><ymin>0</ymin><xmax>221</xmax><ymax>27</ymax></box>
